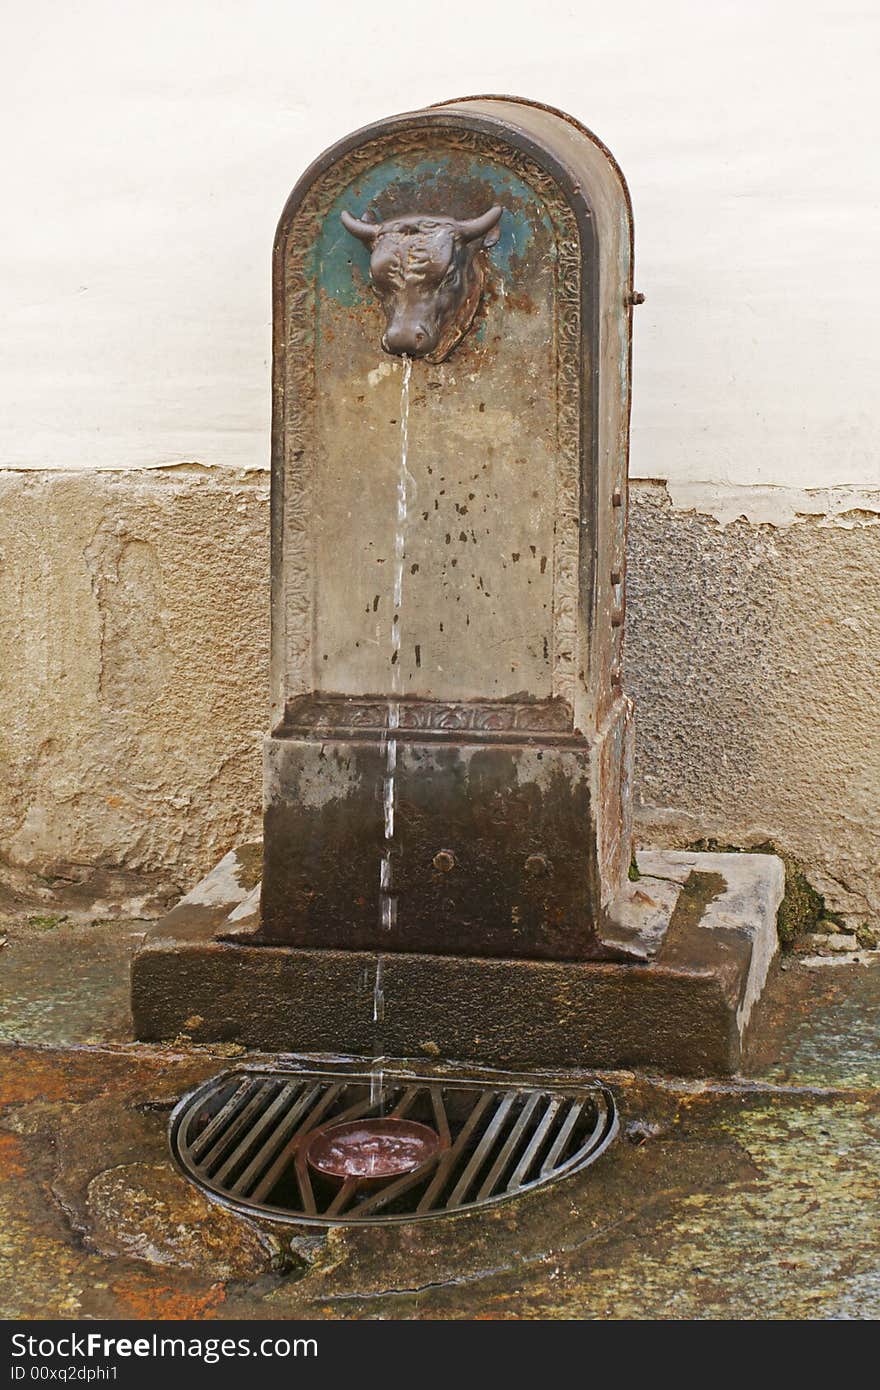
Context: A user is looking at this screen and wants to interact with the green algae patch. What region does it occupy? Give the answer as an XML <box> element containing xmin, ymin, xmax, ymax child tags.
<box><xmin>24</xmin><ymin>914</ymin><xmax>69</xmax><ymax>931</ymax></box>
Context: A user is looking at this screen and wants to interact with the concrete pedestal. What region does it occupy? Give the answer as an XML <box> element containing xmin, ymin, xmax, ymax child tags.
<box><xmin>131</xmin><ymin>845</ymin><xmax>783</xmax><ymax>1076</ymax></box>
<box><xmin>260</xmin><ymin>695</ymin><xmax>633</xmax><ymax>962</ymax></box>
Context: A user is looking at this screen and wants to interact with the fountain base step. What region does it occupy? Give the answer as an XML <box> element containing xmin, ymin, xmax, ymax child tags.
<box><xmin>131</xmin><ymin>846</ymin><xmax>783</xmax><ymax>1076</ymax></box>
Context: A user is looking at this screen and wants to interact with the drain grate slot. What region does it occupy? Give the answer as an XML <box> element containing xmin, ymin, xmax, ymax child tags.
<box><xmin>171</xmin><ymin>1067</ymin><xmax>617</xmax><ymax>1226</ymax></box>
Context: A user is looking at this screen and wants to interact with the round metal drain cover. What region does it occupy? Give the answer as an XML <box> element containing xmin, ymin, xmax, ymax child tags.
<box><xmin>170</xmin><ymin>1066</ymin><xmax>617</xmax><ymax>1226</ymax></box>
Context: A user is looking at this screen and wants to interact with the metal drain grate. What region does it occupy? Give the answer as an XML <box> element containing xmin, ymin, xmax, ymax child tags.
<box><xmin>170</xmin><ymin>1067</ymin><xmax>617</xmax><ymax>1226</ymax></box>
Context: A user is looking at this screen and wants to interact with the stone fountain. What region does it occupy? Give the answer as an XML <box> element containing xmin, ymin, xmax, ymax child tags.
<box><xmin>132</xmin><ymin>97</ymin><xmax>783</xmax><ymax>1075</ymax></box>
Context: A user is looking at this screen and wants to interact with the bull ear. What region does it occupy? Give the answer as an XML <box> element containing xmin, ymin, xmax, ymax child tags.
<box><xmin>341</xmin><ymin>210</ymin><xmax>379</xmax><ymax>243</ymax></box>
<box><xmin>457</xmin><ymin>205</ymin><xmax>503</xmax><ymax>246</ymax></box>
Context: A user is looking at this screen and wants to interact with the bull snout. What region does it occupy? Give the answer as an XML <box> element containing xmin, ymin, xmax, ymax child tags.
<box><xmin>382</xmin><ymin>320</ymin><xmax>436</xmax><ymax>358</ymax></box>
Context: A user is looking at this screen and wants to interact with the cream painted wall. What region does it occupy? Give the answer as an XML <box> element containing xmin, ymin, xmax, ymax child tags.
<box><xmin>1</xmin><ymin>0</ymin><xmax>878</xmax><ymax>487</ymax></box>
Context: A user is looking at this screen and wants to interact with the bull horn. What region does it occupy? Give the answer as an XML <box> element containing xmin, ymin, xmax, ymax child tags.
<box><xmin>456</xmin><ymin>205</ymin><xmax>503</xmax><ymax>243</ymax></box>
<box><xmin>341</xmin><ymin>210</ymin><xmax>379</xmax><ymax>243</ymax></box>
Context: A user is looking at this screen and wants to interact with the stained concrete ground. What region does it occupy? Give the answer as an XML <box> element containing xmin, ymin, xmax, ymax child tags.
<box><xmin>0</xmin><ymin>913</ymin><xmax>877</xmax><ymax>1320</ymax></box>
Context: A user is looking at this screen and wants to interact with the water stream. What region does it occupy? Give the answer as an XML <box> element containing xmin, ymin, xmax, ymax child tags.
<box><xmin>370</xmin><ymin>354</ymin><xmax>412</xmax><ymax>1108</ymax></box>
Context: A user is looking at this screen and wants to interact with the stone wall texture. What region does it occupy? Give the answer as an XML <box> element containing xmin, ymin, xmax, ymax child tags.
<box><xmin>0</xmin><ymin>467</ymin><xmax>269</xmax><ymax>914</ymax></box>
<box><xmin>1</xmin><ymin>467</ymin><xmax>877</xmax><ymax>928</ymax></box>
<box><xmin>628</xmin><ymin>482</ymin><xmax>879</xmax><ymax>932</ymax></box>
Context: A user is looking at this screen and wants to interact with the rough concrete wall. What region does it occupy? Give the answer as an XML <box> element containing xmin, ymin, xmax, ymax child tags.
<box><xmin>1</xmin><ymin>467</ymin><xmax>877</xmax><ymax>929</ymax></box>
<box><xmin>628</xmin><ymin>481</ymin><xmax>880</xmax><ymax>932</ymax></box>
<box><xmin>0</xmin><ymin>467</ymin><xmax>268</xmax><ymax>913</ymax></box>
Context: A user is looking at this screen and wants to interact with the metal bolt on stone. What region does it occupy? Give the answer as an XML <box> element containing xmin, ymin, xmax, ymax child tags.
<box><xmin>525</xmin><ymin>854</ymin><xmax>552</xmax><ymax>878</ymax></box>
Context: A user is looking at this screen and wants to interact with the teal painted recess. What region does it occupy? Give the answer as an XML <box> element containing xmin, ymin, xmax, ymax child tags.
<box><xmin>313</xmin><ymin>154</ymin><xmax>556</xmax><ymax>308</ymax></box>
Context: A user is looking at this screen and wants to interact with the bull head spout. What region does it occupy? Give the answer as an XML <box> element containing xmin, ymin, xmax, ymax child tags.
<box><xmin>341</xmin><ymin>205</ymin><xmax>503</xmax><ymax>363</ymax></box>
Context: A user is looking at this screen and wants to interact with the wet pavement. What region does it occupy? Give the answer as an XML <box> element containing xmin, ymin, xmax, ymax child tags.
<box><xmin>0</xmin><ymin>913</ymin><xmax>877</xmax><ymax>1319</ymax></box>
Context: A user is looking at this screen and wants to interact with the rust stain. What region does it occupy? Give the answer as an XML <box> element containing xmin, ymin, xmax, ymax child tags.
<box><xmin>499</xmin><ymin>287</ymin><xmax>537</xmax><ymax>315</ymax></box>
<box><xmin>0</xmin><ymin>1132</ymin><xmax>27</xmax><ymax>1178</ymax></box>
<box><xmin>0</xmin><ymin>1052</ymin><xmax>84</xmax><ymax>1103</ymax></box>
<box><xmin>0</xmin><ymin>1046</ymin><xmax>215</xmax><ymax>1108</ymax></box>
<box><xmin>110</xmin><ymin>1273</ymin><xmax>226</xmax><ymax>1321</ymax></box>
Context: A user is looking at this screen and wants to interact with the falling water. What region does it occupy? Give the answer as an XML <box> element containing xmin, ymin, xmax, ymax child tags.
<box><xmin>371</xmin><ymin>354</ymin><xmax>412</xmax><ymax>1109</ymax></box>
<box><xmin>369</xmin><ymin>957</ymin><xmax>386</xmax><ymax>1109</ymax></box>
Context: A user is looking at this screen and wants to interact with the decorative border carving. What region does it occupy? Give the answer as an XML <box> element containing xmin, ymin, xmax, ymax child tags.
<box><xmin>278</xmin><ymin>126</ymin><xmax>582</xmax><ymax>708</ymax></box>
<box><xmin>281</xmin><ymin>694</ymin><xmax>577</xmax><ymax>739</ymax></box>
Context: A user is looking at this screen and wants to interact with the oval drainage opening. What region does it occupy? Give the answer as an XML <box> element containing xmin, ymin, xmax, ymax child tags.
<box><xmin>170</xmin><ymin>1066</ymin><xmax>618</xmax><ymax>1226</ymax></box>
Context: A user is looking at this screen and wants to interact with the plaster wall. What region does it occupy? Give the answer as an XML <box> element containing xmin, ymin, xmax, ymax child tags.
<box><xmin>0</xmin><ymin>467</ymin><xmax>268</xmax><ymax>914</ymax></box>
<box><xmin>1</xmin><ymin>0</ymin><xmax>878</xmax><ymax>493</ymax></box>
<box><xmin>627</xmin><ymin>482</ymin><xmax>880</xmax><ymax>931</ymax></box>
<box><xmin>1</xmin><ymin>468</ymin><xmax>876</xmax><ymax>930</ymax></box>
